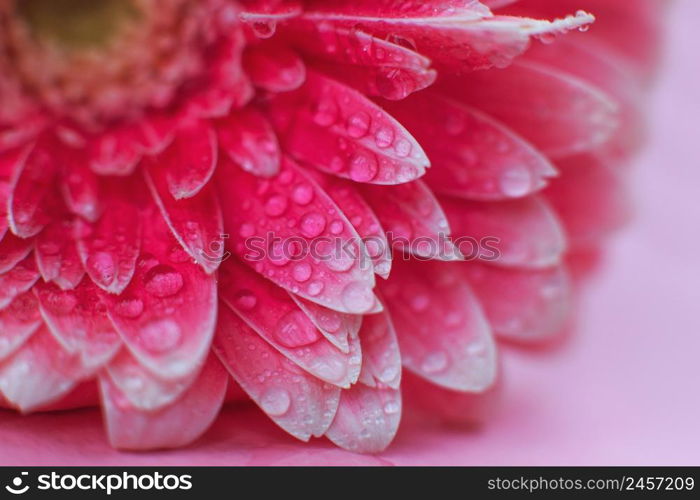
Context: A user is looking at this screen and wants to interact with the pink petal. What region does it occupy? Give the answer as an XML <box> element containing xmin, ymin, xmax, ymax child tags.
<box><xmin>463</xmin><ymin>263</ymin><xmax>571</xmax><ymax>341</ymax></box>
<box><xmin>134</xmin><ymin>114</ymin><xmax>176</xmax><ymax>155</ymax></box>
<box><xmin>76</xmin><ymin>181</ymin><xmax>142</xmax><ymax>294</ymax></box>
<box><xmin>362</xmin><ymin>180</ymin><xmax>461</xmax><ymax>260</ymax></box>
<box><xmin>34</xmin><ymin>279</ymin><xmax>121</xmax><ymax>370</ymax></box>
<box><xmin>156</xmin><ymin>119</ymin><xmax>218</xmax><ymax>200</ymax></box>
<box><xmin>0</xmin><ymin>255</ymin><xmax>40</xmax><ymax>309</ymax></box>
<box><xmin>214</xmin><ymin>304</ymin><xmax>341</xmax><ymax>440</ymax></box>
<box><xmin>218</xmin><ymin>156</ymin><xmax>378</xmax><ymax>314</ymax></box>
<box><xmin>0</xmin><ymin>231</ymin><xmax>33</xmax><ymax>274</ymax></box>
<box><xmin>284</xmin><ymin>22</ymin><xmax>435</xmax><ymax>100</ymax></box>
<box><xmin>440</xmin><ymin>60</ymin><xmax>619</xmax><ymax>158</ymax></box>
<box><xmin>100</xmin><ymin>207</ymin><xmax>217</xmax><ymax>380</ymax></box>
<box><xmin>35</xmin><ymin>218</ymin><xmax>85</xmax><ymax>290</ymax></box>
<box><xmin>105</xmin><ymin>349</ymin><xmax>199</xmax><ymax>411</ymax></box>
<box><xmin>144</xmin><ymin>164</ymin><xmax>224</xmax><ymax>274</ymax></box>
<box><xmin>243</xmin><ymin>40</ymin><xmax>306</xmax><ymax>93</ymax></box>
<box><xmin>0</xmin><ymin>292</ymin><xmax>41</xmax><ymax>360</ymax></box>
<box><xmin>356</xmin><ymin>307</ymin><xmax>402</xmax><ymax>390</ymax></box>
<box><xmin>100</xmin><ymin>353</ymin><xmax>227</xmax><ymax>450</ymax></box>
<box><xmin>302</xmin><ymin>1</ymin><xmax>592</xmax><ymax>71</ymax></box>
<box><xmin>442</xmin><ymin>195</ymin><xmax>567</xmax><ymax>269</ymax></box>
<box><xmin>268</xmin><ymin>70</ymin><xmax>429</xmax><ymax>184</ymax></box>
<box><xmin>290</xmin><ymin>294</ymin><xmax>360</xmax><ymax>354</ymax></box>
<box><xmin>0</xmin><ymin>326</ymin><xmax>88</xmax><ymax>412</ymax></box>
<box><xmin>384</xmin><ymin>92</ymin><xmax>557</xmax><ymax>200</ymax></box>
<box><xmin>325</xmin><ymin>383</ymin><xmax>402</xmax><ymax>453</ymax></box>
<box><xmin>309</xmin><ymin>172</ymin><xmax>392</xmax><ymax>278</ymax></box>
<box><xmin>59</xmin><ymin>145</ymin><xmax>100</xmax><ymax>221</ymax></box>
<box><xmin>381</xmin><ymin>259</ymin><xmax>497</xmax><ymax>391</ymax></box>
<box><xmin>544</xmin><ymin>154</ymin><xmax>630</xmax><ymax>249</ymax></box>
<box><xmin>8</xmin><ymin>143</ymin><xmax>58</xmax><ymax>238</ymax></box>
<box><xmin>216</xmin><ymin>108</ymin><xmax>281</xmax><ymax>177</ymax></box>
<box><xmin>88</xmin><ymin>126</ymin><xmax>143</xmax><ymax>176</ymax></box>
<box><xmin>218</xmin><ymin>259</ymin><xmax>362</xmax><ymax>388</ymax></box>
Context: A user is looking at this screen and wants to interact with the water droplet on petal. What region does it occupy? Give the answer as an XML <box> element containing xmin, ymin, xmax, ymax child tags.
<box><xmin>349</xmin><ymin>152</ymin><xmax>378</xmax><ymax>182</ymax></box>
<box><xmin>500</xmin><ymin>167</ymin><xmax>532</xmax><ymax>197</ymax></box>
<box><xmin>292</xmin><ymin>262</ymin><xmax>312</xmax><ymax>283</ymax></box>
<box><xmin>144</xmin><ymin>265</ymin><xmax>184</xmax><ymax>298</ymax></box>
<box><xmin>374</xmin><ymin>127</ymin><xmax>395</xmax><ymax>148</ymax></box>
<box><xmin>300</xmin><ymin>212</ymin><xmax>326</xmax><ymax>238</ymax></box>
<box><xmin>308</xmin><ymin>281</ymin><xmax>324</xmax><ymax>296</ymax></box>
<box><xmin>291</xmin><ymin>183</ymin><xmax>314</xmax><ymax>205</ymax></box>
<box><xmin>115</xmin><ymin>298</ymin><xmax>144</xmax><ymax>318</ymax></box>
<box><xmin>140</xmin><ymin>318</ymin><xmax>182</xmax><ymax>352</ymax></box>
<box><xmin>346</xmin><ymin>112</ymin><xmax>371</xmax><ymax>138</ymax></box>
<box><xmin>341</xmin><ymin>282</ymin><xmax>375</xmax><ymax>313</ymax></box>
<box><xmin>87</xmin><ymin>251</ymin><xmax>116</xmax><ymax>286</ymax></box>
<box><xmin>421</xmin><ymin>351</ymin><xmax>449</xmax><ymax>374</ymax></box>
<box><xmin>265</xmin><ymin>195</ymin><xmax>288</xmax><ymax>217</ymax></box>
<box><xmin>234</xmin><ymin>290</ymin><xmax>257</xmax><ymax>310</ymax></box>
<box><xmin>313</xmin><ymin>98</ymin><xmax>339</xmax><ymax>127</ymax></box>
<box><xmin>259</xmin><ymin>387</ymin><xmax>291</xmax><ymax>416</ymax></box>
<box><xmin>383</xmin><ymin>400</ymin><xmax>400</xmax><ymax>415</ymax></box>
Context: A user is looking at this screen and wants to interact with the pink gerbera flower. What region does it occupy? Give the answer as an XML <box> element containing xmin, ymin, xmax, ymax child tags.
<box><xmin>0</xmin><ymin>0</ymin><xmax>661</xmax><ymax>452</ymax></box>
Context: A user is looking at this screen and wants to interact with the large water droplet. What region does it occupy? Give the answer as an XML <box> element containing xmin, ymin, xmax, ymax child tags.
<box><xmin>421</xmin><ymin>351</ymin><xmax>448</xmax><ymax>374</ymax></box>
<box><xmin>346</xmin><ymin>112</ymin><xmax>371</xmax><ymax>139</ymax></box>
<box><xmin>140</xmin><ymin>318</ymin><xmax>182</xmax><ymax>353</ymax></box>
<box><xmin>234</xmin><ymin>289</ymin><xmax>257</xmax><ymax>310</ymax></box>
<box><xmin>500</xmin><ymin>167</ymin><xmax>532</xmax><ymax>198</ymax></box>
<box><xmin>383</xmin><ymin>400</ymin><xmax>400</xmax><ymax>415</ymax></box>
<box><xmin>265</xmin><ymin>194</ymin><xmax>288</xmax><ymax>217</ymax></box>
<box><xmin>374</xmin><ymin>127</ymin><xmax>394</xmax><ymax>148</ymax></box>
<box><xmin>300</xmin><ymin>212</ymin><xmax>326</xmax><ymax>238</ymax></box>
<box><xmin>313</xmin><ymin>98</ymin><xmax>339</xmax><ymax>127</ymax></box>
<box><xmin>291</xmin><ymin>183</ymin><xmax>314</xmax><ymax>205</ymax></box>
<box><xmin>259</xmin><ymin>387</ymin><xmax>291</xmax><ymax>416</ymax></box>
<box><xmin>144</xmin><ymin>265</ymin><xmax>184</xmax><ymax>298</ymax></box>
<box><xmin>292</xmin><ymin>262</ymin><xmax>312</xmax><ymax>283</ymax></box>
<box><xmin>349</xmin><ymin>152</ymin><xmax>378</xmax><ymax>182</ymax></box>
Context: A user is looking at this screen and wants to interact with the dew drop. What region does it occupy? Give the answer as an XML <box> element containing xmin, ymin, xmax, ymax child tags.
<box><xmin>291</xmin><ymin>183</ymin><xmax>314</xmax><ymax>205</ymax></box>
<box><xmin>346</xmin><ymin>112</ymin><xmax>371</xmax><ymax>138</ymax></box>
<box><xmin>234</xmin><ymin>290</ymin><xmax>257</xmax><ymax>310</ymax></box>
<box><xmin>300</xmin><ymin>212</ymin><xmax>326</xmax><ymax>238</ymax></box>
<box><xmin>308</xmin><ymin>281</ymin><xmax>324</xmax><ymax>296</ymax></box>
<box><xmin>313</xmin><ymin>98</ymin><xmax>339</xmax><ymax>127</ymax></box>
<box><xmin>349</xmin><ymin>152</ymin><xmax>378</xmax><ymax>182</ymax></box>
<box><xmin>394</xmin><ymin>138</ymin><xmax>412</xmax><ymax>158</ymax></box>
<box><xmin>292</xmin><ymin>262</ymin><xmax>312</xmax><ymax>283</ymax></box>
<box><xmin>264</xmin><ymin>195</ymin><xmax>288</xmax><ymax>217</ymax></box>
<box><xmin>259</xmin><ymin>387</ymin><xmax>291</xmax><ymax>417</ymax></box>
<box><xmin>383</xmin><ymin>400</ymin><xmax>400</xmax><ymax>415</ymax></box>
<box><xmin>87</xmin><ymin>251</ymin><xmax>116</xmax><ymax>286</ymax></box>
<box><xmin>374</xmin><ymin>127</ymin><xmax>394</xmax><ymax>148</ymax></box>
<box><xmin>114</xmin><ymin>298</ymin><xmax>144</xmax><ymax>318</ymax></box>
<box><xmin>140</xmin><ymin>318</ymin><xmax>182</xmax><ymax>353</ymax></box>
<box><xmin>144</xmin><ymin>265</ymin><xmax>184</xmax><ymax>298</ymax></box>
<box><xmin>421</xmin><ymin>351</ymin><xmax>449</xmax><ymax>374</ymax></box>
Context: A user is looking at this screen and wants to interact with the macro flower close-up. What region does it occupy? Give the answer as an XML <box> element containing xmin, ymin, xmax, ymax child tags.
<box><xmin>0</xmin><ymin>0</ymin><xmax>698</xmax><ymax>468</ymax></box>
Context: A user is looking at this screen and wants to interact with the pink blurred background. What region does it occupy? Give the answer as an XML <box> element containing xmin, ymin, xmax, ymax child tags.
<box><xmin>1</xmin><ymin>0</ymin><xmax>699</xmax><ymax>466</ymax></box>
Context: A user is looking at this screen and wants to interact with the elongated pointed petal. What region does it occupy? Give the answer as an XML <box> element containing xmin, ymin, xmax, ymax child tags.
<box><xmin>463</xmin><ymin>263</ymin><xmax>571</xmax><ymax>341</ymax></box>
<box><xmin>34</xmin><ymin>279</ymin><xmax>121</xmax><ymax>370</ymax></box>
<box><xmin>217</xmin><ymin>108</ymin><xmax>281</xmax><ymax>177</ymax></box>
<box><xmin>244</xmin><ymin>41</ymin><xmax>306</xmax><ymax>93</ymax></box>
<box><xmin>285</xmin><ymin>22</ymin><xmax>435</xmax><ymax>100</ymax></box>
<box><xmin>76</xmin><ymin>181</ymin><xmax>142</xmax><ymax>294</ymax></box>
<box><xmin>214</xmin><ymin>304</ymin><xmax>341</xmax><ymax>440</ymax></box>
<box><xmin>440</xmin><ymin>61</ymin><xmax>619</xmax><ymax>158</ymax></box>
<box><xmin>0</xmin><ymin>292</ymin><xmax>41</xmax><ymax>360</ymax></box>
<box><xmin>325</xmin><ymin>383</ymin><xmax>401</xmax><ymax>453</ymax></box>
<box><xmin>145</xmin><ymin>166</ymin><xmax>224</xmax><ymax>274</ymax></box>
<box><xmin>442</xmin><ymin>195</ymin><xmax>566</xmax><ymax>269</ymax></box>
<box><xmin>218</xmin><ymin>156</ymin><xmax>377</xmax><ymax>314</ymax></box>
<box><xmin>218</xmin><ymin>259</ymin><xmax>362</xmax><ymax>387</ymax></box>
<box><xmin>101</xmin><ymin>208</ymin><xmax>217</xmax><ymax>380</ymax></box>
<box><xmin>100</xmin><ymin>353</ymin><xmax>227</xmax><ymax>450</ymax></box>
<box><xmin>0</xmin><ymin>326</ymin><xmax>89</xmax><ymax>412</ymax></box>
<box><xmin>105</xmin><ymin>349</ymin><xmax>199</xmax><ymax>411</ymax></box>
<box><xmin>35</xmin><ymin>218</ymin><xmax>85</xmax><ymax>290</ymax></box>
<box><xmin>381</xmin><ymin>260</ymin><xmax>497</xmax><ymax>392</ymax></box>
<box><xmin>363</xmin><ymin>180</ymin><xmax>460</xmax><ymax>260</ymax></box>
<box><xmin>0</xmin><ymin>255</ymin><xmax>40</xmax><ymax>309</ymax></box>
<box><xmin>357</xmin><ymin>307</ymin><xmax>402</xmax><ymax>390</ymax></box>
<box><xmin>268</xmin><ymin>71</ymin><xmax>429</xmax><ymax>184</ymax></box>
<box><xmin>385</xmin><ymin>92</ymin><xmax>557</xmax><ymax>200</ymax></box>
<box><xmin>290</xmin><ymin>294</ymin><xmax>361</xmax><ymax>354</ymax></box>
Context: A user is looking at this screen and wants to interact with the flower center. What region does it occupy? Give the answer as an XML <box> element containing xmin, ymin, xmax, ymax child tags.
<box><xmin>16</xmin><ymin>0</ymin><xmax>138</xmax><ymax>51</ymax></box>
<box><xmin>0</xmin><ymin>0</ymin><xmax>231</xmax><ymax>130</ymax></box>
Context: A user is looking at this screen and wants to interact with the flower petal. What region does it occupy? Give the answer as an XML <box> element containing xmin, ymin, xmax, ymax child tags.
<box><xmin>290</xmin><ymin>294</ymin><xmax>360</xmax><ymax>354</ymax></box>
<box><xmin>362</xmin><ymin>180</ymin><xmax>460</xmax><ymax>260</ymax></box>
<box><xmin>0</xmin><ymin>255</ymin><xmax>40</xmax><ymax>309</ymax></box>
<box><xmin>100</xmin><ymin>207</ymin><xmax>217</xmax><ymax>380</ymax></box>
<box><xmin>100</xmin><ymin>353</ymin><xmax>227</xmax><ymax>450</ymax></box>
<box><xmin>243</xmin><ymin>40</ymin><xmax>307</xmax><ymax>93</ymax></box>
<box><xmin>0</xmin><ymin>292</ymin><xmax>41</xmax><ymax>360</ymax></box>
<box><xmin>218</xmin><ymin>259</ymin><xmax>362</xmax><ymax>388</ymax></box>
<box><xmin>356</xmin><ymin>307</ymin><xmax>402</xmax><ymax>390</ymax></box>
<box><xmin>384</xmin><ymin>92</ymin><xmax>557</xmax><ymax>200</ymax></box>
<box><xmin>463</xmin><ymin>263</ymin><xmax>571</xmax><ymax>341</ymax></box>
<box><xmin>35</xmin><ymin>218</ymin><xmax>85</xmax><ymax>290</ymax></box>
<box><xmin>285</xmin><ymin>22</ymin><xmax>436</xmax><ymax>100</ymax></box>
<box><xmin>325</xmin><ymin>383</ymin><xmax>402</xmax><ymax>454</ymax></box>
<box><xmin>218</xmin><ymin>156</ymin><xmax>378</xmax><ymax>314</ymax></box>
<box><xmin>214</xmin><ymin>304</ymin><xmax>341</xmax><ymax>441</ymax></box>
<box><xmin>216</xmin><ymin>108</ymin><xmax>281</xmax><ymax>177</ymax></box>
<box><xmin>381</xmin><ymin>259</ymin><xmax>497</xmax><ymax>392</ymax></box>
<box><xmin>0</xmin><ymin>231</ymin><xmax>33</xmax><ymax>274</ymax></box>
<box><xmin>442</xmin><ymin>195</ymin><xmax>567</xmax><ymax>269</ymax></box>
<box><xmin>440</xmin><ymin>61</ymin><xmax>619</xmax><ymax>158</ymax></box>
<box><xmin>268</xmin><ymin>70</ymin><xmax>429</xmax><ymax>184</ymax></box>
